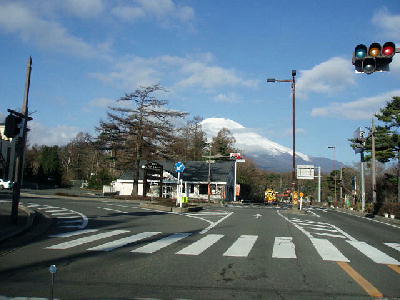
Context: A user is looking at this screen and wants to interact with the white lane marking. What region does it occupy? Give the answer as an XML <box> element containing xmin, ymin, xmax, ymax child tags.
<box><xmin>55</xmin><ymin>216</ymin><xmax>81</xmax><ymax>219</ymax></box>
<box><xmin>312</xmin><ymin>232</ymin><xmax>346</xmax><ymax>238</ymax></box>
<box><xmin>292</xmin><ymin>222</ymin><xmax>334</xmax><ymax>229</ymax></box>
<box><xmin>46</xmin><ymin>230</ymin><xmax>129</xmax><ymax>249</ymax></box>
<box><xmin>385</xmin><ymin>243</ymin><xmax>400</xmax><ymax>252</ymax></box>
<box><xmin>26</xmin><ymin>203</ymin><xmax>41</xmax><ymax>207</ymax></box>
<box><xmin>272</xmin><ymin>237</ymin><xmax>296</xmax><ymax>259</ymax></box>
<box><xmin>98</xmin><ymin>207</ymin><xmax>128</xmax><ymax>214</ymax></box>
<box><xmin>199</xmin><ymin>212</ymin><xmax>234</xmax><ymax>234</ymax></box>
<box><xmin>186</xmin><ymin>212</ymin><xmax>230</xmax><ymax>216</ymax></box>
<box><xmin>132</xmin><ymin>233</ymin><xmax>192</xmax><ymax>254</ymax></box>
<box><xmin>347</xmin><ymin>241</ymin><xmax>400</xmax><ymax>265</ymax></box>
<box><xmin>278</xmin><ymin>210</ymin><xmax>350</xmax><ymax>262</ymax></box>
<box><xmin>49</xmin><ymin>229</ymin><xmax>99</xmax><ymax>238</ymax></box>
<box><xmin>87</xmin><ymin>232</ymin><xmax>161</xmax><ymax>252</ymax></box>
<box><xmin>223</xmin><ymin>235</ymin><xmax>258</xmax><ymax>257</ymax></box>
<box><xmin>306</xmin><ymin>210</ymin><xmax>321</xmax><ymax>218</ymax></box>
<box><xmin>45</xmin><ymin>209</ymin><xmax>69</xmax><ymax>213</ymax></box>
<box><xmin>310</xmin><ymin>238</ymin><xmax>350</xmax><ymax>262</ymax></box>
<box><xmin>307</xmin><ymin>227</ymin><xmax>339</xmax><ymax>233</ymax></box>
<box><xmin>51</xmin><ymin>212</ymin><xmax>77</xmax><ymax>216</ymax></box>
<box><xmin>176</xmin><ymin>234</ymin><xmax>224</xmax><ymax>255</ymax></box>
<box><xmin>291</xmin><ymin>219</ymin><xmax>328</xmax><ymax>225</ymax></box>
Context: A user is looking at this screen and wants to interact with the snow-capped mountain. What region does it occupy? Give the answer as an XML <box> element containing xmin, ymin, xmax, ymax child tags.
<box><xmin>201</xmin><ymin>118</ymin><xmax>342</xmax><ymax>173</ymax></box>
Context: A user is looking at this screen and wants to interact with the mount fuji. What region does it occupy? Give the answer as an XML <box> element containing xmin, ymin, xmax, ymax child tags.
<box><xmin>201</xmin><ymin>118</ymin><xmax>343</xmax><ymax>173</ymax></box>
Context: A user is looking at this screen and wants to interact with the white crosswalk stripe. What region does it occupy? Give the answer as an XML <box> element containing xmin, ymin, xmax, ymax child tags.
<box><xmin>272</xmin><ymin>237</ymin><xmax>296</xmax><ymax>259</ymax></box>
<box><xmin>46</xmin><ymin>230</ymin><xmax>129</xmax><ymax>249</ymax></box>
<box><xmin>88</xmin><ymin>232</ymin><xmax>161</xmax><ymax>251</ymax></box>
<box><xmin>310</xmin><ymin>238</ymin><xmax>349</xmax><ymax>262</ymax></box>
<box><xmin>223</xmin><ymin>235</ymin><xmax>257</xmax><ymax>257</ymax></box>
<box><xmin>132</xmin><ymin>233</ymin><xmax>192</xmax><ymax>254</ymax></box>
<box><xmin>43</xmin><ymin>230</ymin><xmax>399</xmax><ymax>265</ymax></box>
<box><xmin>347</xmin><ymin>240</ymin><xmax>400</xmax><ymax>265</ymax></box>
<box><xmin>176</xmin><ymin>234</ymin><xmax>224</xmax><ymax>255</ymax></box>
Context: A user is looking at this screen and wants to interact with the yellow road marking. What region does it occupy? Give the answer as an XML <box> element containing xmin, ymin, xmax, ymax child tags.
<box><xmin>387</xmin><ymin>264</ymin><xmax>400</xmax><ymax>274</ymax></box>
<box><xmin>337</xmin><ymin>261</ymin><xmax>383</xmax><ymax>298</ymax></box>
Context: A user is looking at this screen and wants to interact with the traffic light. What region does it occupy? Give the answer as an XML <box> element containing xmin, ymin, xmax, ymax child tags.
<box><xmin>4</xmin><ymin>114</ymin><xmax>22</xmax><ymax>138</ymax></box>
<box><xmin>353</xmin><ymin>42</ymin><xmax>396</xmax><ymax>74</ymax></box>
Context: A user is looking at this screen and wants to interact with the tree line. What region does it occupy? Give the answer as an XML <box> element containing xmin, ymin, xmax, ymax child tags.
<box><xmin>22</xmin><ymin>85</ymin><xmax>400</xmax><ymax>206</ymax></box>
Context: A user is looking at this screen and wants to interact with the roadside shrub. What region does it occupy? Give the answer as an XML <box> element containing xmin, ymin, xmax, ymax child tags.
<box><xmin>376</xmin><ymin>202</ymin><xmax>400</xmax><ymax>217</ymax></box>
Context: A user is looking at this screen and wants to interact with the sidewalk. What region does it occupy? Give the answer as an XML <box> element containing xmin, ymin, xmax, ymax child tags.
<box><xmin>0</xmin><ymin>200</ymin><xmax>35</xmax><ymax>243</ymax></box>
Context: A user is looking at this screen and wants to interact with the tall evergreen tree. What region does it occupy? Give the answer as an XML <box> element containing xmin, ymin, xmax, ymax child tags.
<box><xmin>101</xmin><ymin>84</ymin><xmax>187</xmax><ymax>196</ymax></box>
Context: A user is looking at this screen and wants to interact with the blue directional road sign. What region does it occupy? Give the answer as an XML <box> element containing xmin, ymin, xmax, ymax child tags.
<box><xmin>175</xmin><ymin>162</ymin><xmax>186</xmax><ymax>173</ymax></box>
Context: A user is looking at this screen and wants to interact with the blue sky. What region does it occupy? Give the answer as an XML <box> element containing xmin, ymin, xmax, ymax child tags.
<box><xmin>1</xmin><ymin>0</ymin><xmax>400</xmax><ymax>165</ymax></box>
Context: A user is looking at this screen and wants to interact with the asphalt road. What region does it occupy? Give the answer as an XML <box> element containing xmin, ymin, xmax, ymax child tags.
<box><xmin>0</xmin><ymin>194</ymin><xmax>399</xmax><ymax>300</ymax></box>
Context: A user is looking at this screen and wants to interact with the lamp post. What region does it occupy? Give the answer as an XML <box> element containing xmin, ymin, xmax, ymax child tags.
<box><xmin>267</xmin><ymin>70</ymin><xmax>297</xmax><ymax>194</ymax></box>
<box><xmin>328</xmin><ymin>146</ymin><xmax>337</xmax><ymax>206</ymax></box>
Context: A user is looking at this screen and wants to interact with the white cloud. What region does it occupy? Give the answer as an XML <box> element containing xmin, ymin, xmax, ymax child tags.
<box><xmin>87</xmin><ymin>97</ymin><xmax>115</xmax><ymax>108</ymax></box>
<box><xmin>112</xmin><ymin>0</ymin><xmax>194</xmax><ymax>24</ymax></box>
<box><xmin>62</xmin><ymin>0</ymin><xmax>104</xmax><ymax>18</ymax></box>
<box><xmin>177</xmin><ymin>62</ymin><xmax>259</xmax><ymax>89</ymax></box>
<box><xmin>297</xmin><ymin>57</ymin><xmax>356</xmax><ymax>99</ymax></box>
<box><xmin>90</xmin><ymin>54</ymin><xmax>259</xmax><ymax>90</ymax></box>
<box><xmin>311</xmin><ymin>89</ymin><xmax>400</xmax><ymax>120</ymax></box>
<box><xmin>213</xmin><ymin>93</ymin><xmax>240</xmax><ymax>103</ymax></box>
<box><xmin>0</xmin><ymin>2</ymin><xmax>109</xmax><ymax>59</ymax></box>
<box><xmin>28</xmin><ymin>122</ymin><xmax>80</xmax><ymax>146</ymax></box>
<box><xmin>372</xmin><ymin>7</ymin><xmax>400</xmax><ymax>40</ymax></box>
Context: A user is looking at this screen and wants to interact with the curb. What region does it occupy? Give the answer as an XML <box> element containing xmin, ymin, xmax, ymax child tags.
<box><xmin>335</xmin><ymin>207</ymin><xmax>400</xmax><ymax>226</ymax></box>
<box><xmin>0</xmin><ymin>204</ymin><xmax>36</xmax><ymax>243</ymax></box>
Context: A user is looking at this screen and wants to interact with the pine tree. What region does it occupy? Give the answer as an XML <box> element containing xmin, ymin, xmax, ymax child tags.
<box><xmin>100</xmin><ymin>84</ymin><xmax>187</xmax><ymax>196</ymax></box>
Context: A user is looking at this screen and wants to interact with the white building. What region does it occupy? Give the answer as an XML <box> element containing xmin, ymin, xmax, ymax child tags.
<box><xmin>106</xmin><ymin>161</ymin><xmax>235</xmax><ymax>201</ymax></box>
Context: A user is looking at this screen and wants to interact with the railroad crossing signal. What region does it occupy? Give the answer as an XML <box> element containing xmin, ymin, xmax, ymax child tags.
<box><xmin>353</xmin><ymin>42</ymin><xmax>396</xmax><ymax>74</ymax></box>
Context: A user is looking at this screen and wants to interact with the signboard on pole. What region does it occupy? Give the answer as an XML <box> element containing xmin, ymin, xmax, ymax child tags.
<box><xmin>175</xmin><ymin>162</ymin><xmax>185</xmax><ymax>173</ymax></box>
<box><xmin>297</xmin><ymin>165</ymin><xmax>315</xmax><ymax>180</ymax></box>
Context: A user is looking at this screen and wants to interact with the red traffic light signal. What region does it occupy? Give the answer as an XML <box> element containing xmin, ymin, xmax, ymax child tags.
<box><xmin>352</xmin><ymin>42</ymin><xmax>397</xmax><ymax>74</ymax></box>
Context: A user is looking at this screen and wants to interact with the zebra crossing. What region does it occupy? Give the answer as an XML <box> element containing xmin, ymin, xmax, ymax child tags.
<box><xmin>43</xmin><ymin>229</ymin><xmax>400</xmax><ymax>265</ymax></box>
<box><xmin>25</xmin><ymin>202</ymin><xmax>88</xmax><ymax>229</ymax></box>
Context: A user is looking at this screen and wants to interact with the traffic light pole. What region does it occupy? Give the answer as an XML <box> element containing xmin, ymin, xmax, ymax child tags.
<box><xmin>11</xmin><ymin>57</ymin><xmax>32</xmax><ymax>224</ymax></box>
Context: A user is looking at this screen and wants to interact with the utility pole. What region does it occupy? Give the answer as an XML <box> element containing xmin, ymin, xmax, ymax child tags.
<box><xmin>371</xmin><ymin>119</ymin><xmax>377</xmax><ymax>204</ymax></box>
<box><xmin>339</xmin><ymin>168</ymin><xmax>343</xmax><ymax>206</ymax></box>
<box><xmin>267</xmin><ymin>70</ymin><xmax>297</xmax><ymax>195</ymax></box>
<box><xmin>11</xmin><ymin>57</ymin><xmax>32</xmax><ymax>224</ymax></box>
<box><xmin>361</xmin><ymin>150</ymin><xmax>366</xmax><ymax>212</ymax></box>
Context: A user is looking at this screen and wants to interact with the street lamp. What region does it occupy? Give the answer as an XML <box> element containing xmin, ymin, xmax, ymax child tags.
<box><xmin>328</xmin><ymin>146</ymin><xmax>337</xmax><ymax>206</ymax></box>
<box><xmin>267</xmin><ymin>70</ymin><xmax>297</xmax><ymax>194</ymax></box>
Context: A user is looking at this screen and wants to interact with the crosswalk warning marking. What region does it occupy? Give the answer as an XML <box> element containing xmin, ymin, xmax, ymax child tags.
<box><xmin>223</xmin><ymin>235</ymin><xmax>258</xmax><ymax>257</ymax></box>
<box><xmin>132</xmin><ymin>233</ymin><xmax>192</xmax><ymax>254</ymax></box>
<box><xmin>347</xmin><ymin>240</ymin><xmax>400</xmax><ymax>265</ymax></box>
<box><xmin>49</xmin><ymin>229</ymin><xmax>99</xmax><ymax>238</ymax></box>
<box><xmin>272</xmin><ymin>237</ymin><xmax>296</xmax><ymax>259</ymax></box>
<box><xmin>46</xmin><ymin>230</ymin><xmax>129</xmax><ymax>250</ymax></box>
<box><xmin>87</xmin><ymin>232</ymin><xmax>161</xmax><ymax>252</ymax></box>
<box><xmin>310</xmin><ymin>238</ymin><xmax>350</xmax><ymax>262</ymax></box>
<box><xmin>176</xmin><ymin>234</ymin><xmax>224</xmax><ymax>256</ymax></box>
<box><xmin>384</xmin><ymin>243</ymin><xmax>400</xmax><ymax>252</ymax></box>
<box><xmin>312</xmin><ymin>232</ymin><xmax>347</xmax><ymax>239</ymax></box>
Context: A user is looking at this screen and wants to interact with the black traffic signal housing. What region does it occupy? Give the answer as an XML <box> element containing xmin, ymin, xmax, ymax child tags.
<box><xmin>4</xmin><ymin>114</ymin><xmax>22</xmax><ymax>138</ymax></box>
<box><xmin>352</xmin><ymin>42</ymin><xmax>396</xmax><ymax>74</ymax></box>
